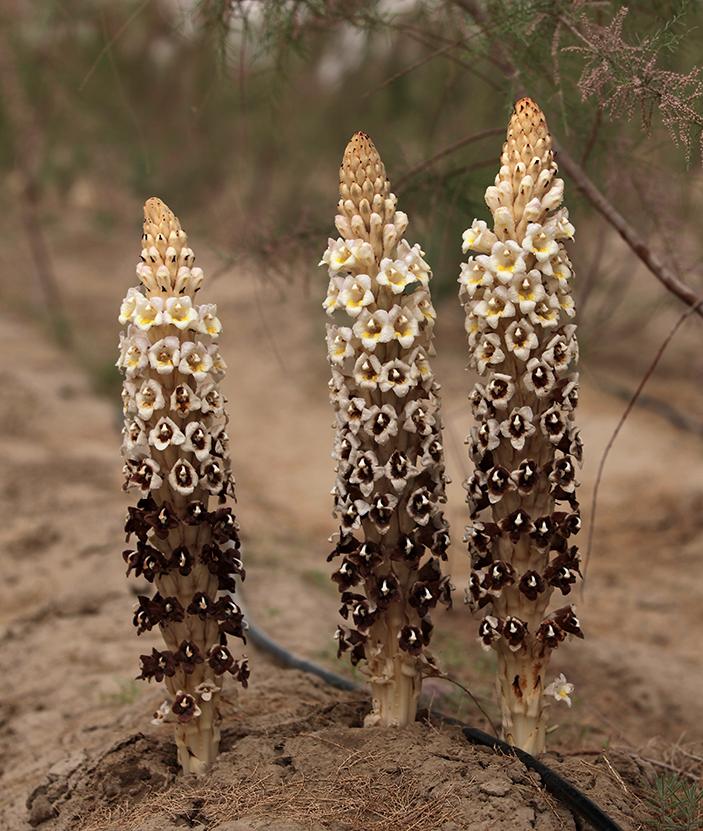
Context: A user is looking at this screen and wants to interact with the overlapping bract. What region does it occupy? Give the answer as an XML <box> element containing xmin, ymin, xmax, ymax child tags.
<box><xmin>460</xmin><ymin>99</ymin><xmax>583</xmax><ymax>752</ymax></box>
<box><xmin>323</xmin><ymin>133</ymin><xmax>451</xmax><ymax>724</ymax></box>
<box><xmin>118</xmin><ymin>198</ymin><xmax>247</xmax><ymax>774</ymax></box>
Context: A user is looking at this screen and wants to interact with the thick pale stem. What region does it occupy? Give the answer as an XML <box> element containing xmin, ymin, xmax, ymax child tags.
<box><xmin>366</xmin><ymin>603</ymin><xmax>420</xmax><ymax>727</ymax></box>
<box><xmin>496</xmin><ymin>647</ymin><xmax>546</xmax><ymax>755</ymax></box>
<box><xmin>174</xmin><ymin>699</ymin><xmax>221</xmax><ymax>775</ymax></box>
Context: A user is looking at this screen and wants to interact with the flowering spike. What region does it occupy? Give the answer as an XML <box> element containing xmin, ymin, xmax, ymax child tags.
<box><xmin>322</xmin><ymin>134</ymin><xmax>451</xmax><ymax>727</ymax></box>
<box><xmin>460</xmin><ymin>99</ymin><xmax>581</xmax><ymax>755</ymax></box>
<box><xmin>118</xmin><ymin>198</ymin><xmax>247</xmax><ymax>774</ymax></box>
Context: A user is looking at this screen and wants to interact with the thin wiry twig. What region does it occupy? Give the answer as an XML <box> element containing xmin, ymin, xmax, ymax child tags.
<box><xmin>79</xmin><ymin>0</ymin><xmax>150</xmax><ymax>91</ymax></box>
<box><xmin>395</xmin><ymin>127</ymin><xmax>503</xmax><ymax>190</ymax></box>
<box><xmin>583</xmin><ymin>296</ymin><xmax>703</xmax><ymax>582</ymax></box>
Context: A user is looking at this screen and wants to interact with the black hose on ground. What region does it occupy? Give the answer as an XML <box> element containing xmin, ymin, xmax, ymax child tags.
<box><xmin>240</xmin><ymin>603</ymin><xmax>623</xmax><ymax>831</ymax></box>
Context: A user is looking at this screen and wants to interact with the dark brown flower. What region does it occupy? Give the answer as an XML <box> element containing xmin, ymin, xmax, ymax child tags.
<box><xmin>187</xmin><ymin>592</ymin><xmax>215</xmax><ymax>620</ymax></box>
<box><xmin>144</xmin><ymin>501</ymin><xmax>179</xmax><ymax>539</ymax></box>
<box><xmin>138</xmin><ymin>648</ymin><xmax>176</xmax><ymax>682</ymax></box>
<box><xmin>210</xmin><ymin>508</ymin><xmax>240</xmax><ymax>545</ymax></box>
<box><xmin>374</xmin><ymin>573</ymin><xmax>400</xmax><ymax>609</ymax></box>
<box><xmin>553</xmin><ymin>605</ymin><xmax>584</xmax><ymax>638</ymax></box>
<box><xmin>500</xmin><ymin>509</ymin><xmax>533</xmax><ymax>543</ymax></box>
<box><xmin>172</xmin><ymin>691</ymin><xmax>201</xmax><ymax>723</ymax></box>
<box><xmin>184</xmin><ymin>500</ymin><xmax>208</xmax><ymax>525</ymax></box>
<box><xmin>174</xmin><ymin>640</ymin><xmax>204</xmax><ymax>674</ymax></box>
<box><xmin>208</xmin><ymin>643</ymin><xmax>235</xmax><ymax>675</ymax></box>
<box><xmin>518</xmin><ymin>570</ymin><xmax>546</xmax><ymax>600</ymax></box>
<box><xmin>531</xmin><ymin>515</ymin><xmax>555</xmax><ymax>550</ymax></box>
<box><xmin>483</xmin><ymin>560</ymin><xmax>516</xmax><ymax>591</ymax></box>
<box><xmin>503</xmin><ymin>616</ymin><xmax>528</xmax><ymax>650</ymax></box>
<box><xmin>478</xmin><ymin>615</ymin><xmax>502</xmax><ymax>648</ymax></box>
<box><xmin>172</xmin><ymin>545</ymin><xmax>193</xmax><ymax>576</ymax></box>
<box><xmin>332</xmin><ymin>558</ymin><xmax>361</xmax><ymax>591</ymax></box>
<box><xmin>536</xmin><ymin>619</ymin><xmax>565</xmax><ymax>650</ymax></box>
<box><xmin>512</xmin><ymin>459</ymin><xmax>540</xmax><ymax>494</ymax></box>
<box><xmin>398</xmin><ymin>625</ymin><xmax>424</xmax><ymax>655</ymax></box>
<box><xmin>335</xmin><ymin>626</ymin><xmax>367</xmax><ymax>665</ymax></box>
<box><xmin>486</xmin><ymin>466</ymin><xmax>512</xmax><ymax>504</ymax></box>
<box><xmin>232</xmin><ymin>656</ymin><xmax>250</xmax><ymax>687</ymax></box>
<box><xmin>215</xmin><ymin>597</ymin><xmax>246</xmax><ymax>640</ymax></box>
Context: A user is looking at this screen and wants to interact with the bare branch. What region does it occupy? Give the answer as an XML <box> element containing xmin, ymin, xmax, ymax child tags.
<box><xmin>555</xmin><ymin>142</ymin><xmax>703</xmax><ymax>318</ymax></box>
<box><xmin>395</xmin><ymin>127</ymin><xmax>503</xmax><ymax>190</ymax></box>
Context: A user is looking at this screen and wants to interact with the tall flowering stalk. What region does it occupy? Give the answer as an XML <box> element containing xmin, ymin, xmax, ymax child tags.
<box><xmin>118</xmin><ymin>198</ymin><xmax>248</xmax><ymax>774</ymax></box>
<box><xmin>460</xmin><ymin>99</ymin><xmax>583</xmax><ymax>754</ymax></box>
<box><xmin>322</xmin><ymin>133</ymin><xmax>451</xmax><ymax>727</ymax></box>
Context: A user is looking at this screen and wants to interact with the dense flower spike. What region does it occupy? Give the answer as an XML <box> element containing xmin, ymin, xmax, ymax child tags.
<box><xmin>460</xmin><ymin>99</ymin><xmax>582</xmax><ymax>755</ymax></box>
<box><xmin>118</xmin><ymin>198</ymin><xmax>247</xmax><ymax>775</ymax></box>
<box><xmin>323</xmin><ymin>133</ymin><xmax>451</xmax><ymax>727</ymax></box>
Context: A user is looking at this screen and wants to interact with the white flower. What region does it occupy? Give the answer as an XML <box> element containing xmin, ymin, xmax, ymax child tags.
<box><xmin>529</xmin><ymin>294</ymin><xmax>561</xmax><ymax>328</ymax></box>
<box><xmin>135</xmin><ymin>379</ymin><xmax>165</xmax><ymax>420</ymax></box>
<box><xmin>171</xmin><ymin>384</ymin><xmax>201</xmax><ymax>418</ymax></box>
<box><xmin>163</xmin><ymin>295</ymin><xmax>198</xmax><ymax>329</ymax></box>
<box><xmin>522</xmin><ymin>223</ymin><xmax>559</xmax><ymax>263</ymax></box>
<box><xmin>133</xmin><ymin>296</ymin><xmax>164</xmax><ymax>330</ymax></box>
<box><xmin>504</xmin><ymin>319</ymin><xmax>538</xmax><ymax>362</ymax></box>
<box><xmin>553</xmin><ymin>209</ymin><xmax>575</xmax><ymax>240</ymax></box>
<box><xmin>474</xmin><ymin>333</ymin><xmax>505</xmax><ymax>374</ymax></box>
<box><xmin>410</xmin><ymin>291</ymin><xmax>437</xmax><ymax>325</ymax></box>
<box><xmin>397</xmin><ymin>240</ymin><xmax>431</xmax><ymax>286</ymax></box>
<box><xmin>482</xmin><ymin>240</ymin><xmax>526</xmax><ymax>283</ymax></box>
<box><xmin>320</xmin><ymin>238</ymin><xmax>374</xmax><ymax>273</ymax></box>
<box><xmin>119</xmin><ymin>287</ymin><xmax>143</xmax><ymax>325</ymax></box>
<box><xmin>168</xmin><ymin>459</ymin><xmax>199</xmax><ymax>495</ymax></box>
<box><xmin>151</xmin><ymin>700</ymin><xmax>173</xmax><ymax>726</ymax></box>
<box><xmin>352</xmin><ymin>309</ymin><xmax>393</xmax><ymax>350</ymax></box>
<box><xmin>122</xmin><ymin>417</ymin><xmax>149</xmax><ymax>457</ymax></box>
<box><xmin>197</xmin><ymin>382</ymin><xmax>223</xmax><ymax>416</ymax></box>
<box><xmin>540</xmin><ymin>248</ymin><xmax>572</xmax><ymax>282</ymax></box>
<box><xmin>545</xmin><ymin>673</ymin><xmax>574</xmax><ymax>707</ymax></box>
<box><xmin>362</xmin><ymin>404</ymin><xmax>398</xmax><ymax>444</ymax></box>
<box><xmin>194</xmin><ymin>681</ymin><xmax>219</xmax><ymax>702</ymax></box>
<box><xmin>148</xmin><ymin>337</ymin><xmax>181</xmax><ymax>375</ymax></box>
<box><xmin>326</xmin><ymin>325</ymin><xmax>355</xmax><ymax>364</ymax></box>
<box><xmin>179</xmin><ymin>342</ymin><xmax>213</xmax><ymax>381</ymax></box>
<box><xmin>353</xmin><ymin>353</ymin><xmax>382</xmax><ymax>389</ymax></box>
<box><xmin>462</xmin><ymin>219</ymin><xmax>498</xmax><ymax>254</ymax></box>
<box><xmin>473</xmin><ymin>286</ymin><xmax>516</xmax><ymax>328</ymax></box>
<box><xmin>338</xmin><ymin>274</ymin><xmax>374</xmax><ymax>316</ymax></box>
<box><xmin>378</xmin><ymin>359</ymin><xmax>416</xmax><ymax>397</ymax></box>
<box><xmin>508</xmin><ymin>270</ymin><xmax>546</xmax><ymax>314</ymax></box>
<box><xmin>117</xmin><ymin>330</ymin><xmax>150</xmax><ymax>378</ymax></box>
<box><xmin>323</xmin><ymin>275</ymin><xmax>345</xmax><ymax>315</ymax></box>
<box><xmin>148</xmin><ymin>416</ymin><xmax>186</xmax><ymax>451</ymax></box>
<box><xmin>459</xmin><ymin>258</ymin><xmax>493</xmax><ymax>298</ymax></box>
<box><xmin>208</xmin><ymin>346</ymin><xmax>227</xmax><ymax>378</ymax></box>
<box><xmin>388</xmin><ymin>307</ymin><xmax>419</xmax><ymax>348</ymax></box>
<box><xmin>409</xmin><ymin>347</ymin><xmax>432</xmax><ymax>385</ymax></box>
<box><xmin>376</xmin><ymin>257</ymin><xmax>414</xmax><ymax>294</ymax></box>
<box><xmin>197</xmin><ymin>303</ymin><xmax>222</xmax><ymax>337</ymax></box>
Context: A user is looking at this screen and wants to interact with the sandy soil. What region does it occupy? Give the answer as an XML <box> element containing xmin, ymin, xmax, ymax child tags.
<box><xmin>1</xmin><ymin>221</ymin><xmax>702</xmax><ymax>829</ymax></box>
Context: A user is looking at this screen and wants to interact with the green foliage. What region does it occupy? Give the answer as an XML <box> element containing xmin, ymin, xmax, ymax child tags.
<box><xmin>643</xmin><ymin>774</ymin><xmax>703</xmax><ymax>831</ymax></box>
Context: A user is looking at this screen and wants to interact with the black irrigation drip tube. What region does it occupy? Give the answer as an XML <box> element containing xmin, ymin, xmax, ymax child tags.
<box><xmin>238</xmin><ymin>598</ymin><xmax>623</xmax><ymax>831</ymax></box>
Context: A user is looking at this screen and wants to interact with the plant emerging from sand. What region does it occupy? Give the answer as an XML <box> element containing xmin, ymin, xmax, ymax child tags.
<box><xmin>118</xmin><ymin>198</ymin><xmax>248</xmax><ymax>774</ymax></box>
<box><xmin>321</xmin><ymin>132</ymin><xmax>452</xmax><ymax>727</ymax></box>
<box><xmin>460</xmin><ymin>99</ymin><xmax>583</xmax><ymax>754</ymax></box>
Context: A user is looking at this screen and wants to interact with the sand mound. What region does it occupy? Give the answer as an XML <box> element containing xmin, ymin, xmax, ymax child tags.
<box><xmin>25</xmin><ymin>671</ymin><xmax>645</xmax><ymax>831</ymax></box>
